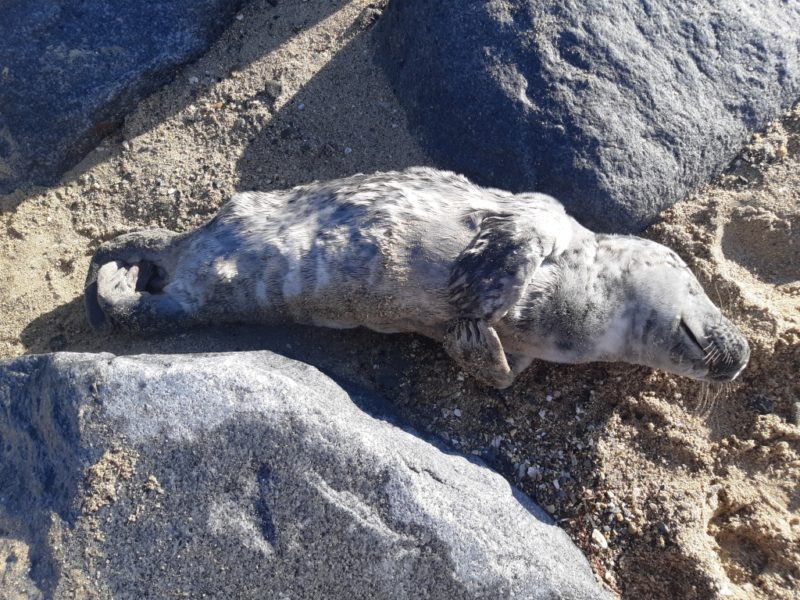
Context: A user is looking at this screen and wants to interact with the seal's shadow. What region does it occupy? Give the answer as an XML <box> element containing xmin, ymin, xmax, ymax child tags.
<box><xmin>19</xmin><ymin>295</ymin><xmax>449</xmax><ymax>409</ymax></box>
<box><xmin>21</xmin><ymin>295</ymin><xmax>621</xmax><ymax>485</ymax></box>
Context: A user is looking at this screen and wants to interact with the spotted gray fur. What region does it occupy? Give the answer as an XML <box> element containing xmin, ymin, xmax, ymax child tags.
<box><xmin>85</xmin><ymin>167</ymin><xmax>750</xmax><ymax>388</ymax></box>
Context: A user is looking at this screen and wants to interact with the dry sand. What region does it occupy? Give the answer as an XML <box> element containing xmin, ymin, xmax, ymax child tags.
<box><xmin>0</xmin><ymin>1</ymin><xmax>798</xmax><ymax>598</ymax></box>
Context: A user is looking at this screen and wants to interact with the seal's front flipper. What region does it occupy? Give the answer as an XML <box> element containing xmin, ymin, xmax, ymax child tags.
<box><xmin>449</xmin><ymin>213</ymin><xmax>548</xmax><ymax>323</ymax></box>
<box><xmin>444</xmin><ymin>211</ymin><xmax>561</xmax><ymax>387</ymax></box>
<box><xmin>449</xmin><ymin>206</ymin><xmax>574</xmax><ymax>325</ymax></box>
<box><xmin>443</xmin><ymin>318</ymin><xmax>515</xmax><ymax>389</ymax></box>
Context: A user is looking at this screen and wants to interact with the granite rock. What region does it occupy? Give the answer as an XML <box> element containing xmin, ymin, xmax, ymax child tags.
<box><xmin>0</xmin><ymin>0</ymin><xmax>245</xmax><ymax>193</ymax></box>
<box><xmin>377</xmin><ymin>0</ymin><xmax>800</xmax><ymax>232</ymax></box>
<box><xmin>0</xmin><ymin>351</ymin><xmax>610</xmax><ymax>599</ymax></box>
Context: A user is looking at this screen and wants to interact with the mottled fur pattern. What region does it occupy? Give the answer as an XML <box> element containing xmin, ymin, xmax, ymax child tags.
<box><xmin>86</xmin><ymin>167</ymin><xmax>749</xmax><ymax>388</ymax></box>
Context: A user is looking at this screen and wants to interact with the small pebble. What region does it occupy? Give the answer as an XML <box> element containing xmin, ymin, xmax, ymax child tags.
<box><xmin>591</xmin><ymin>528</ymin><xmax>609</xmax><ymax>549</ymax></box>
<box><xmin>344</xmin><ymin>147</ymin><xmax>353</xmax><ymax>155</ymax></box>
<box><xmin>773</xmin><ymin>441</ymin><xmax>790</xmax><ymax>456</ymax></box>
<box><xmin>188</xmin><ymin>76</ymin><xmax>199</xmax><ymax>84</ymax></box>
<box><xmin>235</xmin><ymin>13</ymin><xmax>244</xmax><ymax>20</ymax></box>
<box><xmin>144</xmin><ymin>475</ymin><xmax>165</xmax><ymax>494</ymax></box>
<box><xmin>298</xmin><ymin>102</ymin><xmax>305</xmax><ymax>110</ymax></box>
<box><xmin>716</xmin><ymin>581</ymin><xmax>734</xmax><ymax>596</ymax></box>
<box><xmin>453</xmin><ymin>408</ymin><xmax>462</xmax><ymax>418</ymax></box>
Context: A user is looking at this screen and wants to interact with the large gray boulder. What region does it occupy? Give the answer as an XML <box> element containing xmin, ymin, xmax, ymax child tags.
<box><xmin>376</xmin><ymin>0</ymin><xmax>800</xmax><ymax>232</ymax></box>
<box><xmin>0</xmin><ymin>0</ymin><xmax>245</xmax><ymax>194</ymax></box>
<box><xmin>0</xmin><ymin>351</ymin><xmax>610</xmax><ymax>599</ymax></box>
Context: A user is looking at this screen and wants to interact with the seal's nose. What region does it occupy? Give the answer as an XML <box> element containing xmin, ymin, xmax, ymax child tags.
<box><xmin>705</xmin><ymin>317</ymin><xmax>750</xmax><ymax>382</ymax></box>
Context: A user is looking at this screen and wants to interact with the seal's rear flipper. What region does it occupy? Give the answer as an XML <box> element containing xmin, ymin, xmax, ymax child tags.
<box><xmin>84</xmin><ymin>229</ymin><xmax>187</xmax><ymax>332</ymax></box>
<box><xmin>91</xmin><ymin>260</ymin><xmax>191</xmax><ymax>333</ymax></box>
<box><xmin>443</xmin><ymin>318</ymin><xmax>515</xmax><ymax>389</ymax></box>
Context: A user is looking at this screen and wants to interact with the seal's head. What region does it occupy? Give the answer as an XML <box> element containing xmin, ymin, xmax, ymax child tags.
<box><xmin>592</xmin><ymin>236</ymin><xmax>749</xmax><ymax>382</ymax></box>
<box><xmin>526</xmin><ymin>235</ymin><xmax>750</xmax><ymax>383</ymax></box>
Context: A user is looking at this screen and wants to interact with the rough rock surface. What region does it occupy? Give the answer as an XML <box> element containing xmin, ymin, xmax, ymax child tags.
<box><xmin>0</xmin><ymin>351</ymin><xmax>610</xmax><ymax>599</ymax></box>
<box><xmin>377</xmin><ymin>0</ymin><xmax>800</xmax><ymax>232</ymax></box>
<box><xmin>0</xmin><ymin>0</ymin><xmax>245</xmax><ymax>194</ymax></box>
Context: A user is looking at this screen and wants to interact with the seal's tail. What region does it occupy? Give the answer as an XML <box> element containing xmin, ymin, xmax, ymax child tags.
<box><xmin>85</xmin><ymin>229</ymin><xmax>188</xmax><ymax>331</ymax></box>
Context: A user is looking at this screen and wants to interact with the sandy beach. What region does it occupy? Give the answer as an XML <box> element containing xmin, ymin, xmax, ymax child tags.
<box><xmin>1</xmin><ymin>1</ymin><xmax>797</xmax><ymax>598</ymax></box>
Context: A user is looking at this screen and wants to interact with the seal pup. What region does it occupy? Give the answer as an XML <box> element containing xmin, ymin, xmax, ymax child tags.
<box><xmin>85</xmin><ymin>167</ymin><xmax>749</xmax><ymax>388</ymax></box>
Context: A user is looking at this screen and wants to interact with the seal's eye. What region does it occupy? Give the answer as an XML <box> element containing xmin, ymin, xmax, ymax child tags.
<box><xmin>679</xmin><ymin>319</ymin><xmax>704</xmax><ymax>352</ymax></box>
